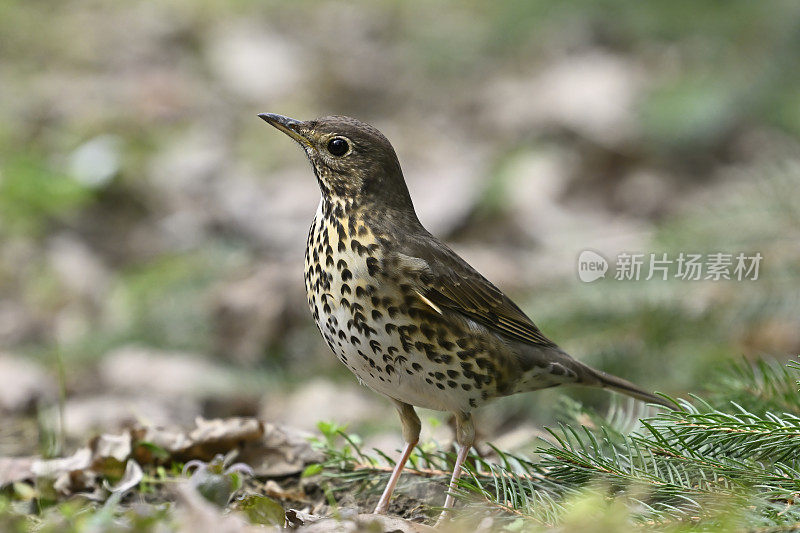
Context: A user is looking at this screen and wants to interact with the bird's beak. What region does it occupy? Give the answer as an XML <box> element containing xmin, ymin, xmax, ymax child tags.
<box><xmin>258</xmin><ymin>113</ymin><xmax>312</xmax><ymax>148</ymax></box>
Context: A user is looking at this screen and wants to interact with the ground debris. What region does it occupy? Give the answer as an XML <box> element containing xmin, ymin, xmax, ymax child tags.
<box><xmin>133</xmin><ymin>416</ymin><xmax>265</xmax><ymax>463</ymax></box>
<box><xmin>1</xmin><ymin>416</ymin><xmax>321</xmax><ymax>499</ymax></box>
<box><xmin>0</xmin><ymin>414</ymin><xmax>443</xmax><ymax>531</ymax></box>
<box><xmin>241</xmin><ymin>422</ymin><xmax>324</xmax><ymax>477</ymax></box>
<box><xmin>172</xmin><ymin>481</ymin><xmax>280</xmax><ymax>533</ymax></box>
<box><xmin>286</xmin><ymin>508</ymin><xmax>436</xmax><ymax>532</ymax></box>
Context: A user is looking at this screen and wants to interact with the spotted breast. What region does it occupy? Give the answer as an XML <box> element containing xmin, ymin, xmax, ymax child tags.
<box><xmin>304</xmin><ymin>198</ymin><xmax>575</xmax><ymax>414</ymax></box>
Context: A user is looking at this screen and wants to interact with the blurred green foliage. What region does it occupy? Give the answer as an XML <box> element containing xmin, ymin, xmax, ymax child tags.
<box><xmin>0</xmin><ymin>154</ymin><xmax>93</xmax><ymax>237</ymax></box>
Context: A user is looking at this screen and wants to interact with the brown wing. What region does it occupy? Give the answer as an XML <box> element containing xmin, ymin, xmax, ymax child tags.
<box><xmin>396</xmin><ymin>242</ymin><xmax>558</xmax><ymax>349</ymax></box>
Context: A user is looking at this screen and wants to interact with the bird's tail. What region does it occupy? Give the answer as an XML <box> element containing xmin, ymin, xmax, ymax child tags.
<box><xmin>581</xmin><ymin>366</ymin><xmax>674</xmax><ymax>409</ymax></box>
<box><xmin>516</xmin><ymin>345</ymin><xmax>674</xmax><ymax>408</ymax></box>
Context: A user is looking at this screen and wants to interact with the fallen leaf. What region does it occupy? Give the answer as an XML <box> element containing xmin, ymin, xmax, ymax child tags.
<box><xmin>31</xmin><ymin>447</ymin><xmax>92</xmax><ymax>479</ymax></box>
<box><xmin>233</xmin><ymin>493</ymin><xmax>285</xmax><ymax>526</ymax></box>
<box><xmin>132</xmin><ymin>425</ymin><xmax>193</xmax><ymax>463</ymax></box>
<box><xmin>53</xmin><ymin>467</ymin><xmax>97</xmax><ymax>495</ymax></box>
<box><xmin>13</xmin><ymin>417</ymin><xmax>321</xmax><ymax>506</ymax></box>
<box><xmin>103</xmin><ymin>459</ymin><xmax>143</xmax><ymax>494</ymax></box>
<box><xmin>133</xmin><ymin>417</ymin><xmax>264</xmax><ymax>464</ymax></box>
<box><xmin>90</xmin><ymin>432</ymin><xmax>132</xmax><ymax>479</ymax></box>
<box><xmin>11</xmin><ymin>481</ymin><xmax>37</xmax><ymax>501</ymax></box>
<box><xmin>240</xmin><ymin>423</ymin><xmax>324</xmax><ymax>477</ymax></box>
<box><xmin>186</xmin><ymin>417</ymin><xmax>264</xmax><ymax>458</ymax></box>
<box><xmin>285</xmin><ymin>509</ymin><xmax>321</xmax><ymax>528</ymax></box>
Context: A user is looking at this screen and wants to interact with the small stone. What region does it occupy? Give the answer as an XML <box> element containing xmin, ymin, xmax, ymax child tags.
<box><xmin>98</xmin><ymin>345</ymin><xmax>239</xmax><ymax>399</ymax></box>
<box><xmin>0</xmin><ymin>354</ymin><xmax>55</xmax><ymax>412</ymax></box>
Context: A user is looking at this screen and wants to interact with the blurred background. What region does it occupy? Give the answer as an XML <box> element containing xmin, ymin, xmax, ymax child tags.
<box><xmin>1</xmin><ymin>0</ymin><xmax>799</xmax><ymax>456</ymax></box>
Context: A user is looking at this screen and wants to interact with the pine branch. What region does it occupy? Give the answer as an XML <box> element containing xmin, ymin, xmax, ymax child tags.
<box><xmin>708</xmin><ymin>358</ymin><xmax>800</xmax><ymax>415</ymax></box>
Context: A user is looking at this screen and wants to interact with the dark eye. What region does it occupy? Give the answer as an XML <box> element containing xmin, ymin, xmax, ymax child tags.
<box><xmin>327</xmin><ymin>137</ymin><xmax>349</xmax><ymax>157</ymax></box>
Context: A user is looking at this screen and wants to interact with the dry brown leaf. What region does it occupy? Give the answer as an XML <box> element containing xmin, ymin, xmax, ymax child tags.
<box><xmin>285</xmin><ymin>509</ymin><xmax>321</xmax><ymax>528</ymax></box>
<box><xmin>133</xmin><ymin>417</ymin><xmax>264</xmax><ymax>464</ymax></box>
<box><xmin>132</xmin><ymin>424</ymin><xmax>193</xmax><ymax>463</ymax></box>
<box><xmin>27</xmin><ymin>432</ymin><xmax>136</xmax><ymax>495</ymax></box>
<box><xmin>90</xmin><ymin>432</ymin><xmax>132</xmax><ymax>478</ymax></box>
<box><xmin>7</xmin><ymin>417</ymin><xmax>321</xmax><ymax>504</ymax></box>
<box><xmin>186</xmin><ymin>417</ymin><xmax>264</xmax><ymax>456</ymax></box>
<box><xmin>241</xmin><ymin>423</ymin><xmax>323</xmax><ymax>477</ymax></box>
<box><xmin>53</xmin><ymin>468</ymin><xmax>97</xmax><ymax>495</ymax></box>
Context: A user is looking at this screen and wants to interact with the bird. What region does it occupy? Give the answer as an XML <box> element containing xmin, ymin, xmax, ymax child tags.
<box><xmin>258</xmin><ymin>112</ymin><xmax>671</xmax><ymax>521</ymax></box>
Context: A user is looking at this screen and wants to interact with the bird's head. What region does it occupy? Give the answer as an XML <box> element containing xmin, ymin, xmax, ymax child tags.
<box><xmin>259</xmin><ymin>113</ymin><xmax>413</xmax><ymax>210</ymax></box>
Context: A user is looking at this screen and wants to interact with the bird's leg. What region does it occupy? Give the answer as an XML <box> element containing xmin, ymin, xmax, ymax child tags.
<box><xmin>437</xmin><ymin>411</ymin><xmax>475</xmax><ymax>525</ymax></box>
<box><xmin>374</xmin><ymin>401</ymin><xmax>420</xmax><ymax>514</ymax></box>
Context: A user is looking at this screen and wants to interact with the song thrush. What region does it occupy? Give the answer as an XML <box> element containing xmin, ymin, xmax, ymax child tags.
<box><xmin>259</xmin><ymin>113</ymin><xmax>670</xmax><ymax>520</ymax></box>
